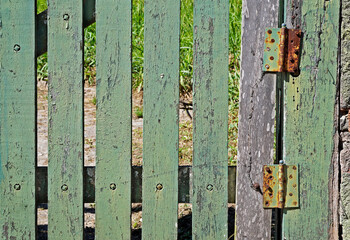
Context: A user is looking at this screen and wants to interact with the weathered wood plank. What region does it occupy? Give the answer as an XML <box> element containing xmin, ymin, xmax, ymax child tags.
<box><xmin>36</xmin><ymin>166</ymin><xmax>236</xmax><ymax>203</ymax></box>
<box><xmin>95</xmin><ymin>1</ymin><xmax>132</xmax><ymax>239</ymax></box>
<box><xmin>47</xmin><ymin>1</ymin><xmax>84</xmax><ymax>238</ymax></box>
<box><xmin>235</xmin><ymin>0</ymin><xmax>279</xmax><ymax>239</ymax></box>
<box><xmin>142</xmin><ymin>0</ymin><xmax>180</xmax><ymax>238</ymax></box>
<box><xmin>0</xmin><ymin>0</ymin><xmax>36</xmax><ymax>238</ymax></box>
<box><xmin>282</xmin><ymin>0</ymin><xmax>340</xmax><ymax>239</ymax></box>
<box><xmin>192</xmin><ymin>0</ymin><xmax>229</xmax><ymax>239</ymax></box>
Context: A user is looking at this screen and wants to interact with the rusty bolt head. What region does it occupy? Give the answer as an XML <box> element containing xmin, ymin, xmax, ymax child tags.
<box><xmin>266</xmin><ymin>47</ymin><xmax>271</xmax><ymax>51</ymax></box>
<box><xmin>14</xmin><ymin>184</ymin><xmax>21</xmax><ymax>190</ymax></box>
<box><xmin>206</xmin><ymin>184</ymin><xmax>214</xmax><ymax>192</ymax></box>
<box><xmin>267</xmin><ymin>29</ymin><xmax>272</xmax><ymax>34</ymax></box>
<box><xmin>289</xmin><ymin>193</ymin><xmax>293</xmax><ymax>196</ymax></box>
<box><xmin>266</xmin><ymin>167</ymin><xmax>272</xmax><ymax>173</ymax></box>
<box><xmin>293</xmin><ymin>166</ymin><xmax>297</xmax><ymax>170</ymax></box>
<box><xmin>156</xmin><ymin>183</ymin><xmax>163</xmax><ymax>191</ymax></box>
<box><xmin>14</xmin><ymin>44</ymin><xmax>20</xmax><ymax>52</ymax></box>
<box><xmin>270</xmin><ymin>56</ymin><xmax>274</xmax><ymax>60</ymax></box>
<box><xmin>265</xmin><ymin>64</ymin><xmax>270</xmax><ymax>69</ymax></box>
<box><xmin>271</xmin><ymin>39</ymin><xmax>275</xmax><ymax>43</ymax></box>
<box><xmin>110</xmin><ymin>183</ymin><xmax>116</xmax><ymax>190</ymax></box>
<box><xmin>252</xmin><ymin>182</ymin><xmax>260</xmax><ymax>190</ymax></box>
<box><xmin>61</xmin><ymin>184</ymin><xmax>68</xmax><ymax>191</ymax></box>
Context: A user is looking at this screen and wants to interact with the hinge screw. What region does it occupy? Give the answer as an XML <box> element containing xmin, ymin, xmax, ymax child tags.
<box><xmin>61</xmin><ymin>184</ymin><xmax>68</xmax><ymax>191</ymax></box>
<box><xmin>156</xmin><ymin>183</ymin><xmax>163</xmax><ymax>191</ymax></box>
<box><xmin>110</xmin><ymin>183</ymin><xmax>117</xmax><ymax>190</ymax></box>
<box><xmin>265</xmin><ymin>64</ymin><xmax>270</xmax><ymax>69</ymax></box>
<box><xmin>282</xmin><ymin>23</ymin><xmax>287</xmax><ymax>28</ymax></box>
<box><xmin>14</xmin><ymin>184</ymin><xmax>21</xmax><ymax>190</ymax></box>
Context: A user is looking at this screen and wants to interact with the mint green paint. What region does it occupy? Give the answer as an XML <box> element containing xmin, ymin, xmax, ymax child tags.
<box><xmin>142</xmin><ymin>0</ymin><xmax>180</xmax><ymax>238</ymax></box>
<box><xmin>192</xmin><ymin>0</ymin><xmax>229</xmax><ymax>239</ymax></box>
<box><xmin>95</xmin><ymin>0</ymin><xmax>132</xmax><ymax>239</ymax></box>
<box><xmin>47</xmin><ymin>1</ymin><xmax>84</xmax><ymax>238</ymax></box>
<box><xmin>282</xmin><ymin>0</ymin><xmax>340</xmax><ymax>238</ymax></box>
<box><xmin>0</xmin><ymin>0</ymin><xmax>36</xmax><ymax>238</ymax></box>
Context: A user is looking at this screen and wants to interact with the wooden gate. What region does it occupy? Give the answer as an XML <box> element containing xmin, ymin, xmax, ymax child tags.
<box><xmin>0</xmin><ymin>0</ymin><xmax>234</xmax><ymax>239</ymax></box>
<box><xmin>0</xmin><ymin>0</ymin><xmax>343</xmax><ymax>239</ymax></box>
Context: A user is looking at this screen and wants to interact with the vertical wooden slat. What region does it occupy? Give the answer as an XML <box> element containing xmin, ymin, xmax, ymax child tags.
<box><xmin>192</xmin><ymin>0</ymin><xmax>229</xmax><ymax>239</ymax></box>
<box><xmin>0</xmin><ymin>0</ymin><xmax>36</xmax><ymax>238</ymax></box>
<box><xmin>95</xmin><ymin>0</ymin><xmax>132</xmax><ymax>239</ymax></box>
<box><xmin>282</xmin><ymin>0</ymin><xmax>340</xmax><ymax>238</ymax></box>
<box><xmin>47</xmin><ymin>1</ymin><xmax>84</xmax><ymax>238</ymax></box>
<box><xmin>235</xmin><ymin>0</ymin><xmax>279</xmax><ymax>239</ymax></box>
<box><xmin>142</xmin><ymin>0</ymin><xmax>180</xmax><ymax>238</ymax></box>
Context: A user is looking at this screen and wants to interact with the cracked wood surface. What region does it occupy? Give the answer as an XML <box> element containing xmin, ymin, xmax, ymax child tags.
<box><xmin>48</xmin><ymin>1</ymin><xmax>84</xmax><ymax>238</ymax></box>
<box><xmin>282</xmin><ymin>0</ymin><xmax>340</xmax><ymax>239</ymax></box>
<box><xmin>0</xmin><ymin>0</ymin><xmax>36</xmax><ymax>239</ymax></box>
<box><xmin>235</xmin><ymin>0</ymin><xmax>279</xmax><ymax>239</ymax></box>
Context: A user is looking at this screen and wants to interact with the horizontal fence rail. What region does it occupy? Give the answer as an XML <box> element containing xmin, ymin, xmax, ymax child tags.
<box><xmin>36</xmin><ymin>166</ymin><xmax>236</xmax><ymax>203</ymax></box>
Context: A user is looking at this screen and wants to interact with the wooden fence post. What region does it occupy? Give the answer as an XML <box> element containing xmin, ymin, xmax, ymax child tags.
<box><xmin>236</xmin><ymin>0</ymin><xmax>280</xmax><ymax>239</ymax></box>
<box><xmin>95</xmin><ymin>0</ymin><xmax>132</xmax><ymax>239</ymax></box>
<box><xmin>48</xmin><ymin>1</ymin><xmax>84</xmax><ymax>238</ymax></box>
<box><xmin>0</xmin><ymin>1</ymin><xmax>36</xmax><ymax>238</ymax></box>
<box><xmin>282</xmin><ymin>0</ymin><xmax>340</xmax><ymax>239</ymax></box>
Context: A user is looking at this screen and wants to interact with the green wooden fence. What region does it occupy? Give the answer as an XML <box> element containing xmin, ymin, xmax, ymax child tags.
<box><xmin>1</xmin><ymin>0</ymin><xmax>342</xmax><ymax>239</ymax></box>
<box><xmin>0</xmin><ymin>0</ymin><xmax>234</xmax><ymax>239</ymax></box>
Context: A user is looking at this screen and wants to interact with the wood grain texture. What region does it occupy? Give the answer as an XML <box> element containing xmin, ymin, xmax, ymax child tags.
<box><xmin>282</xmin><ymin>0</ymin><xmax>340</xmax><ymax>239</ymax></box>
<box><xmin>192</xmin><ymin>0</ymin><xmax>229</xmax><ymax>239</ymax></box>
<box><xmin>95</xmin><ymin>0</ymin><xmax>132</xmax><ymax>239</ymax></box>
<box><xmin>47</xmin><ymin>1</ymin><xmax>84</xmax><ymax>238</ymax></box>
<box><xmin>0</xmin><ymin>0</ymin><xmax>36</xmax><ymax>238</ymax></box>
<box><xmin>235</xmin><ymin>0</ymin><xmax>279</xmax><ymax>239</ymax></box>
<box><xmin>142</xmin><ymin>0</ymin><xmax>180</xmax><ymax>238</ymax></box>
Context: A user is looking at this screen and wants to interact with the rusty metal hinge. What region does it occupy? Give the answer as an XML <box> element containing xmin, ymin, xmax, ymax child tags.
<box><xmin>263</xmin><ymin>161</ymin><xmax>299</xmax><ymax>209</ymax></box>
<box><xmin>263</xmin><ymin>24</ymin><xmax>302</xmax><ymax>77</ymax></box>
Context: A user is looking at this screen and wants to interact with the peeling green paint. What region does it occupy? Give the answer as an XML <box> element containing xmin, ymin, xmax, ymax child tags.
<box><xmin>192</xmin><ymin>0</ymin><xmax>229</xmax><ymax>239</ymax></box>
<box><xmin>95</xmin><ymin>0</ymin><xmax>132</xmax><ymax>239</ymax></box>
<box><xmin>142</xmin><ymin>0</ymin><xmax>180</xmax><ymax>239</ymax></box>
<box><xmin>47</xmin><ymin>1</ymin><xmax>84</xmax><ymax>239</ymax></box>
<box><xmin>0</xmin><ymin>0</ymin><xmax>36</xmax><ymax>238</ymax></box>
<box><xmin>282</xmin><ymin>0</ymin><xmax>340</xmax><ymax>238</ymax></box>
